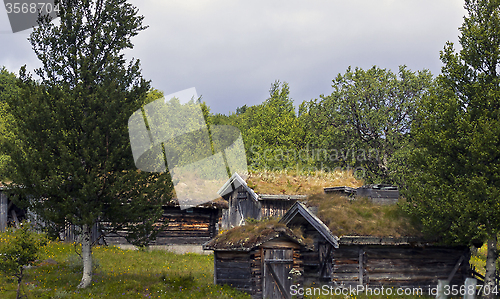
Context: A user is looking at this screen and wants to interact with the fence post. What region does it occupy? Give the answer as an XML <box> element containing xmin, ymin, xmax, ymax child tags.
<box><xmin>463</xmin><ymin>277</ymin><xmax>477</xmax><ymax>299</ymax></box>
<box><xmin>436</xmin><ymin>279</ymin><xmax>449</xmax><ymax>299</ymax></box>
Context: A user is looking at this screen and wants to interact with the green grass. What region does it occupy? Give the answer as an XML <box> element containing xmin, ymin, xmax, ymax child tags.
<box><xmin>0</xmin><ymin>241</ymin><xmax>250</xmax><ymax>299</ymax></box>
<box><xmin>0</xmin><ymin>240</ymin><xmax>464</xmax><ymax>298</ymax></box>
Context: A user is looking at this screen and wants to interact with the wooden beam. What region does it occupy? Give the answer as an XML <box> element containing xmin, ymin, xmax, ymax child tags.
<box><xmin>319</xmin><ymin>244</ymin><xmax>333</xmax><ymax>279</ymax></box>
<box><xmin>446</xmin><ymin>254</ymin><xmax>465</xmax><ymax>282</ymax></box>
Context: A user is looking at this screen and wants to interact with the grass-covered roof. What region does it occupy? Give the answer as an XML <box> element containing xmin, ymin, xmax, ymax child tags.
<box><xmin>304</xmin><ymin>193</ymin><xmax>421</xmax><ymax>237</ymax></box>
<box><xmin>247</xmin><ymin>170</ymin><xmax>363</xmax><ymax>195</ymax></box>
<box><xmin>203</xmin><ymin>219</ymin><xmax>313</xmax><ymax>251</ymax></box>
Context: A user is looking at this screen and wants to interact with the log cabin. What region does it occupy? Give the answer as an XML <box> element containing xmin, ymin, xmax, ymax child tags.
<box><xmin>203</xmin><ymin>221</ymin><xmax>312</xmax><ymax>299</ymax></box>
<box><xmin>206</xmin><ymin>197</ymin><xmax>471</xmax><ymax>298</ymax></box>
<box><xmin>218</xmin><ymin>173</ymin><xmax>306</xmax><ymax>229</ymax></box>
<box><xmin>103</xmin><ymin>198</ymin><xmax>227</xmax><ymax>247</ymax></box>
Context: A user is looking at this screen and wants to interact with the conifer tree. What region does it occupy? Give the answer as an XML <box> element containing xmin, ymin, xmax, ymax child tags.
<box><xmin>4</xmin><ymin>0</ymin><xmax>172</xmax><ymax>288</ymax></box>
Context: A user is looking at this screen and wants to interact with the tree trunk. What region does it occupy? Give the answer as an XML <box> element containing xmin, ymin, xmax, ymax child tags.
<box><xmin>16</xmin><ymin>268</ymin><xmax>23</xmax><ymax>299</ymax></box>
<box><xmin>77</xmin><ymin>224</ymin><xmax>93</xmax><ymax>289</ymax></box>
<box><xmin>483</xmin><ymin>235</ymin><xmax>497</xmax><ymax>299</ymax></box>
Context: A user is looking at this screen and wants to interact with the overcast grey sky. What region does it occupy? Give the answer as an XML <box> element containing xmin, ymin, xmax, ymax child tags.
<box><xmin>1</xmin><ymin>1</ymin><xmax>466</xmax><ymax>114</ymax></box>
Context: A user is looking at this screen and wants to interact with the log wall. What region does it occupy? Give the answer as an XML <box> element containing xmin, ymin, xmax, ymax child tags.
<box><xmin>105</xmin><ymin>206</ymin><xmax>220</xmax><ymax>246</ymax></box>
<box><xmin>214</xmin><ymin>240</ymin><xmax>304</xmax><ymax>299</ymax></box>
<box><xmin>214</xmin><ymin>251</ymin><xmax>253</xmax><ymax>294</ymax></box>
<box><xmin>332</xmin><ymin>245</ymin><xmax>470</xmax><ymax>289</ymax></box>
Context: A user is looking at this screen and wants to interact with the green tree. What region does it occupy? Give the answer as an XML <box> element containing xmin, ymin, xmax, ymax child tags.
<box><xmin>406</xmin><ymin>0</ymin><xmax>500</xmax><ymax>296</ymax></box>
<box><xmin>210</xmin><ymin>81</ymin><xmax>306</xmax><ymax>172</ymax></box>
<box><xmin>0</xmin><ymin>223</ymin><xmax>47</xmax><ymax>299</ymax></box>
<box><xmin>145</xmin><ymin>88</ymin><xmax>164</xmax><ymax>105</ymax></box>
<box><xmin>239</xmin><ymin>81</ymin><xmax>305</xmax><ymax>171</ymax></box>
<box><xmin>301</xmin><ymin>66</ymin><xmax>433</xmax><ymax>183</ymax></box>
<box><xmin>0</xmin><ymin>67</ymin><xmax>20</xmax><ymax>180</ymax></box>
<box><xmin>4</xmin><ymin>0</ymin><xmax>172</xmax><ymax>289</ymax></box>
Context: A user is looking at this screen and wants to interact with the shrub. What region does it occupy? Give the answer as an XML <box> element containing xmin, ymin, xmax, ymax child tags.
<box><xmin>0</xmin><ymin>223</ymin><xmax>47</xmax><ymax>299</ymax></box>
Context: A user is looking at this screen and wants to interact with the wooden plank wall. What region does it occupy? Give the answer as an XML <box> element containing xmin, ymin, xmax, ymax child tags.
<box><xmin>104</xmin><ymin>207</ymin><xmax>219</xmax><ymax>246</ymax></box>
<box><xmin>228</xmin><ymin>186</ymin><xmax>261</xmax><ymax>227</ymax></box>
<box><xmin>215</xmin><ymin>251</ymin><xmax>253</xmax><ymax>294</ymax></box>
<box><xmin>332</xmin><ymin>245</ymin><xmax>469</xmax><ymax>288</ymax></box>
<box><xmin>293</xmin><ymin>223</ymin><xmax>330</xmax><ymax>286</ymax></box>
<box><xmin>260</xmin><ymin>200</ymin><xmax>296</xmax><ymax>219</ymax></box>
<box><xmin>60</xmin><ymin>222</ymin><xmax>102</xmax><ymax>244</ymax></box>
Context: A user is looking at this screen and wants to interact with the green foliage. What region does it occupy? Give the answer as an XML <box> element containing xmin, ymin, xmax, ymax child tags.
<box><xmin>145</xmin><ymin>88</ymin><xmax>165</xmax><ymax>105</ymax></box>
<box><xmin>235</xmin><ymin>104</ymin><xmax>247</xmax><ymax>115</ymax></box>
<box><xmin>3</xmin><ymin>0</ymin><xmax>174</xmax><ymax>288</ymax></box>
<box><xmin>301</xmin><ymin>66</ymin><xmax>433</xmax><ymax>184</ymax></box>
<box><xmin>406</xmin><ymin>0</ymin><xmax>500</xmax><ymax>245</ymax></box>
<box><xmin>0</xmin><ymin>225</ymin><xmax>47</xmax><ymax>277</ymax></box>
<box><xmin>0</xmin><ymin>67</ymin><xmax>20</xmax><ymax>180</ymax></box>
<box><xmin>405</xmin><ymin>1</ymin><xmax>500</xmax><ymax>293</ymax></box>
<box><xmin>210</xmin><ymin>71</ymin><xmax>433</xmax><ymax>183</ymax></box>
<box><xmin>211</xmin><ymin>81</ymin><xmax>306</xmax><ymax>172</ymax></box>
<box><xmin>0</xmin><ymin>224</ymin><xmax>47</xmax><ymax>298</ymax></box>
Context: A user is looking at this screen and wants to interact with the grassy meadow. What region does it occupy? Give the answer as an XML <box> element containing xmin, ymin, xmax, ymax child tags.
<box><xmin>0</xmin><ymin>241</ymin><xmax>250</xmax><ymax>299</ymax></box>
<box><xmin>0</xmin><ymin>239</ymin><xmax>453</xmax><ymax>299</ymax></box>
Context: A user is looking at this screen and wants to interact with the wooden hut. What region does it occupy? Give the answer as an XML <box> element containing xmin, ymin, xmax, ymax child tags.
<box><xmin>104</xmin><ymin>198</ymin><xmax>227</xmax><ymax>247</ymax></box>
<box><xmin>203</xmin><ymin>222</ymin><xmax>312</xmax><ymax>299</ymax></box>
<box><xmin>218</xmin><ymin>173</ymin><xmax>306</xmax><ymax>228</ymax></box>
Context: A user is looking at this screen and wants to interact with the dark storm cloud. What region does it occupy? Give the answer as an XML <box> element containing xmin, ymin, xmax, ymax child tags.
<box><xmin>0</xmin><ymin>0</ymin><xmax>465</xmax><ymax>114</ymax></box>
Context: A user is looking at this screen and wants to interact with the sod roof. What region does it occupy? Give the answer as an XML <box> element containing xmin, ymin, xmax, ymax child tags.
<box><xmin>303</xmin><ymin>193</ymin><xmax>421</xmax><ymax>237</ymax></box>
<box><xmin>203</xmin><ymin>219</ymin><xmax>313</xmax><ymax>251</ymax></box>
